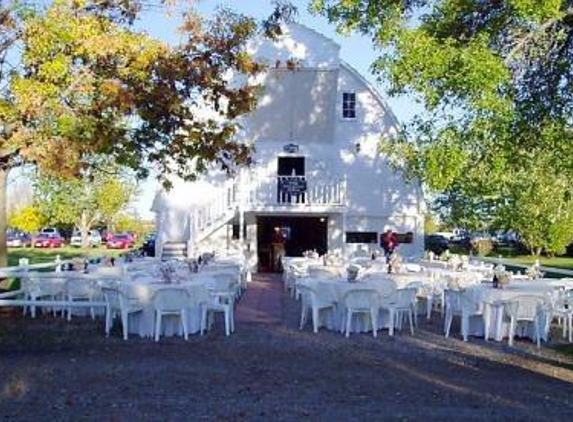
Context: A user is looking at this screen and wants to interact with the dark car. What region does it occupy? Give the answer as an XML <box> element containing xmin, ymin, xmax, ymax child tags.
<box><xmin>140</xmin><ymin>233</ymin><xmax>156</xmax><ymax>257</ymax></box>
<box><xmin>7</xmin><ymin>232</ymin><xmax>32</xmax><ymax>248</ymax></box>
<box><xmin>425</xmin><ymin>234</ymin><xmax>449</xmax><ymax>255</ymax></box>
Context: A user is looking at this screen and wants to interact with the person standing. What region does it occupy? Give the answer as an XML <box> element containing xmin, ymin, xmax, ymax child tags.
<box><xmin>381</xmin><ymin>229</ymin><xmax>398</xmax><ymax>262</ymax></box>
<box><xmin>271</xmin><ymin>227</ymin><xmax>286</xmax><ymax>272</ymax></box>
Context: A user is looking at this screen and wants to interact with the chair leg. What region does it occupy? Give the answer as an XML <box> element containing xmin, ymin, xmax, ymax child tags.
<box><xmin>345</xmin><ymin>309</ymin><xmax>352</xmax><ymax>338</ymax></box>
<box><xmin>409</xmin><ymin>310</ymin><xmax>414</xmax><ymax>335</ymax></box>
<box><xmin>370</xmin><ymin>309</ymin><xmax>378</xmax><ymax>338</ymax></box>
<box><xmin>389</xmin><ymin>309</ymin><xmax>395</xmax><ymax>336</ymax></box>
<box><xmin>312</xmin><ymin>307</ymin><xmax>319</xmax><ymax>334</ymax></box>
<box><xmin>445</xmin><ymin>311</ymin><xmax>452</xmax><ymax>339</ymax></box>
<box><xmin>121</xmin><ymin>310</ymin><xmax>129</xmax><ymax>341</ymax></box>
<box><xmin>224</xmin><ymin>308</ymin><xmax>230</xmax><ymax>337</ymax></box>
<box><xmin>200</xmin><ymin>306</ymin><xmax>207</xmax><ymax>335</ymax></box>
<box><xmin>569</xmin><ymin>315</ymin><xmax>572</xmax><ymax>343</ymax></box>
<box><xmin>508</xmin><ymin>318</ymin><xmax>515</xmax><ymax>347</ymax></box>
<box><xmin>299</xmin><ymin>306</ymin><xmax>307</xmax><ymax>330</ymax></box>
<box><xmin>426</xmin><ymin>296</ymin><xmax>432</xmax><ymax>319</ymax></box>
<box><xmin>181</xmin><ymin>310</ymin><xmax>189</xmax><ymax>341</ymax></box>
<box><xmin>154</xmin><ymin>312</ymin><xmax>162</xmax><ymax>342</ymax></box>
<box><xmin>105</xmin><ymin>306</ymin><xmax>112</xmax><ymax>337</ymax></box>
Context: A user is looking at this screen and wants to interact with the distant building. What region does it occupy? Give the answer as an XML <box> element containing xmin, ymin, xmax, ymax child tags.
<box><xmin>152</xmin><ymin>23</ymin><xmax>425</xmax><ymax>269</ymax></box>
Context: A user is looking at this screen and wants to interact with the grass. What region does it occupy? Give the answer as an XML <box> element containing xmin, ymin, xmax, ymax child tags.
<box><xmin>1</xmin><ymin>246</ymin><xmax>126</xmax><ymax>291</ymax></box>
<box><xmin>7</xmin><ymin>246</ymin><xmax>124</xmax><ymax>267</ymax></box>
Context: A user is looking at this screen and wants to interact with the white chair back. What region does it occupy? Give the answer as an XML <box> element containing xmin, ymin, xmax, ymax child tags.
<box><xmin>66</xmin><ymin>278</ymin><xmax>98</xmax><ymax>298</ymax></box>
<box><xmin>505</xmin><ymin>295</ymin><xmax>548</xmax><ymax>320</ymax></box>
<box><xmin>152</xmin><ymin>288</ymin><xmax>190</xmax><ymax>312</ymax></box>
<box><xmin>394</xmin><ymin>288</ymin><xmax>417</xmax><ymax>307</ymax></box>
<box><xmin>343</xmin><ymin>289</ymin><xmax>381</xmax><ymax>309</ymax></box>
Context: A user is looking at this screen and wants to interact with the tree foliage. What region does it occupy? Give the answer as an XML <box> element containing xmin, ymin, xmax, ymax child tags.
<box><xmin>0</xmin><ymin>0</ymin><xmax>295</xmax><ymax>264</ymax></box>
<box><xmin>314</xmin><ymin>0</ymin><xmax>573</xmax><ymax>255</ymax></box>
<box><xmin>34</xmin><ymin>168</ymin><xmax>136</xmax><ymax>247</ymax></box>
<box><xmin>9</xmin><ymin>205</ymin><xmax>46</xmax><ymax>234</ymax></box>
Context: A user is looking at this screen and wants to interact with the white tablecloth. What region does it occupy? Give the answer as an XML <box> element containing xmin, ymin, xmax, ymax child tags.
<box><xmin>298</xmin><ymin>278</ymin><xmax>398</xmax><ymax>333</ymax></box>
<box><xmin>464</xmin><ymin>279</ymin><xmax>573</xmax><ymax>340</ymax></box>
<box><xmin>120</xmin><ymin>278</ymin><xmax>213</xmax><ymax>338</ymax></box>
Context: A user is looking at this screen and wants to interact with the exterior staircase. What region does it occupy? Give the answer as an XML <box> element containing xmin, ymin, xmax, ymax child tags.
<box><xmin>159</xmin><ymin>172</ymin><xmax>347</xmax><ymax>260</ymax></box>
<box><xmin>161</xmin><ymin>242</ymin><xmax>188</xmax><ymax>260</ymax></box>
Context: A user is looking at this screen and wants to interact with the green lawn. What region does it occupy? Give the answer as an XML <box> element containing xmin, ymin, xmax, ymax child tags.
<box><xmin>503</xmin><ymin>256</ymin><xmax>573</xmax><ymax>271</ymax></box>
<box><xmin>1</xmin><ymin>247</ymin><xmax>125</xmax><ymax>290</ymax></box>
<box><xmin>7</xmin><ymin>246</ymin><xmax>124</xmax><ymax>267</ymax></box>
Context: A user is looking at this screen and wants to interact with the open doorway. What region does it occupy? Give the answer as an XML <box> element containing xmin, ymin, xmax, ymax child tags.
<box><xmin>257</xmin><ymin>215</ymin><xmax>328</xmax><ymax>272</ymax></box>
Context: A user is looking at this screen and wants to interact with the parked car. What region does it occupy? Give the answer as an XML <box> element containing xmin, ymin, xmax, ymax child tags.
<box><xmin>425</xmin><ymin>234</ymin><xmax>449</xmax><ymax>255</ymax></box>
<box><xmin>140</xmin><ymin>233</ymin><xmax>156</xmax><ymax>257</ymax></box>
<box><xmin>70</xmin><ymin>230</ymin><xmax>103</xmax><ymax>247</ymax></box>
<box><xmin>106</xmin><ymin>233</ymin><xmax>135</xmax><ymax>249</ymax></box>
<box><xmin>40</xmin><ymin>227</ymin><xmax>61</xmax><ymax>237</ymax></box>
<box><xmin>33</xmin><ymin>233</ymin><xmax>64</xmax><ymax>248</ymax></box>
<box><xmin>6</xmin><ymin>232</ymin><xmax>32</xmax><ymax>248</ymax></box>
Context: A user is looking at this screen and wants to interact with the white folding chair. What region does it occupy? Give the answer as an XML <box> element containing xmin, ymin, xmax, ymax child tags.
<box><xmin>152</xmin><ymin>288</ymin><xmax>190</xmax><ymax>341</ymax></box>
<box><xmin>102</xmin><ymin>287</ymin><xmax>143</xmax><ymax>340</ymax></box>
<box><xmin>503</xmin><ymin>295</ymin><xmax>551</xmax><ymax>347</ymax></box>
<box><xmin>65</xmin><ymin>278</ymin><xmax>100</xmax><ymax>321</ymax></box>
<box><xmin>204</xmin><ymin>277</ymin><xmax>236</xmax><ymax>336</ymax></box>
<box><xmin>385</xmin><ymin>288</ymin><xmax>417</xmax><ymax>336</ymax></box>
<box><xmin>443</xmin><ymin>289</ymin><xmax>484</xmax><ymax>342</ymax></box>
<box><xmin>342</xmin><ymin>289</ymin><xmax>382</xmax><ymax>338</ymax></box>
<box><xmin>552</xmin><ymin>289</ymin><xmax>573</xmax><ymax>343</ymax></box>
<box><xmin>297</xmin><ymin>284</ymin><xmax>336</xmax><ymax>334</ymax></box>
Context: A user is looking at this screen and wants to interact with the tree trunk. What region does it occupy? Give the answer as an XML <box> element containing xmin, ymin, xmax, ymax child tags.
<box><xmin>80</xmin><ymin>211</ymin><xmax>91</xmax><ymax>248</ymax></box>
<box><xmin>0</xmin><ymin>168</ymin><xmax>8</xmax><ymax>267</ymax></box>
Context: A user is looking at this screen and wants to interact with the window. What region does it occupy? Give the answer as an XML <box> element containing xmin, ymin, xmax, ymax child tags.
<box><xmin>346</xmin><ymin>232</ymin><xmax>378</xmax><ymax>244</ymax></box>
<box><xmin>342</xmin><ymin>92</ymin><xmax>356</xmax><ymax>119</ymax></box>
<box><xmin>396</xmin><ymin>232</ymin><xmax>414</xmax><ymax>244</ymax></box>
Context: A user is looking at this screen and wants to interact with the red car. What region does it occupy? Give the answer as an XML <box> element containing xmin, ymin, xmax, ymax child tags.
<box><xmin>106</xmin><ymin>233</ymin><xmax>135</xmax><ymax>249</ymax></box>
<box><xmin>33</xmin><ymin>233</ymin><xmax>64</xmax><ymax>248</ymax></box>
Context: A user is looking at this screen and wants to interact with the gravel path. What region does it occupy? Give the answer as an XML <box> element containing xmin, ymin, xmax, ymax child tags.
<box><xmin>1</xmin><ymin>276</ymin><xmax>573</xmax><ymax>421</ymax></box>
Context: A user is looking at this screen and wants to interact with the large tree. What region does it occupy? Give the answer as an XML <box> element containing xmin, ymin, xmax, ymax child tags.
<box><xmin>34</xmin><ymin>168</ymin><xmax>136</xmax><ymax>247</ymax></box>
<box><xmin>0</xmin><ymin>0</ymin><xmax>294</xmax><ymax>266</ymax></box>
<box><xmin>313</xmin><ymin>0</ymin><xmax>573</xmax><ymax>254</ymax></box>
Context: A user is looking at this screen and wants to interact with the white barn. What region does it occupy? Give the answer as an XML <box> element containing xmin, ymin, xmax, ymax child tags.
<box><xmin>152</xmin><ymin>23</ymin><xmax>425</xmax><ymax>270</ymax></box>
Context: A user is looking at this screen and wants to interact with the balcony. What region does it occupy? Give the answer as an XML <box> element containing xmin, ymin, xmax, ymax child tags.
<box><xmin>246</xmin><ymin>175</ymin><xmax>346</xmax><ymax>210</ymax></box>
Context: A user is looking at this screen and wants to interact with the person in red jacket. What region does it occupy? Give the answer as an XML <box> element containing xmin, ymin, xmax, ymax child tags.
<box><xmin>381</xmin><ymin>229</ymin><xmax>399</xmax><ymax>262</ymax></box>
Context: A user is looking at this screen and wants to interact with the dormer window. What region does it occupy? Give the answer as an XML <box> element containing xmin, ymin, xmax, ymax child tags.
<box><xmin>342</xmin><ymin>92</ymin><xmax>356</xmax><ymax>119</ymax></box>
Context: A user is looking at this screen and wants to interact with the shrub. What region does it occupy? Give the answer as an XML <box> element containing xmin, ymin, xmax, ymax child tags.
<box><xmin>471</xmin><ymin>239</ymin><xmax>493</xmax><ymax>256</ymax></box>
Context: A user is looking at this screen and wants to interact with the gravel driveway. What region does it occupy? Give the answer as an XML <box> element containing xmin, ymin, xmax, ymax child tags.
<box><xmin>1</xmin><ymin>283</ymin><xmax>573</xmax><ymax>421</ymax></box>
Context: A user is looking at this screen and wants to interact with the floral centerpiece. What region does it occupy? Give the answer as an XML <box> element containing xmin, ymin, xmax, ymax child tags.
<box><xmin>347</xmin><ymin>264</ymin><xmax>361</xmax><ymax>282</ymax></box>
<box><xmin>388</xmin><ymin>252</ymin><xmax>403</xmax><ymax>274</ymax></box>
<box><xmin>158</xmin><ymin>261</ymin><xmax>176</xmax><ymax>284</ymax></box>
<box><xmin>525</xmin><ymin>260</ymin><xmax>543</xmax><ymax>280</ymax></box>
<box><xmin>303</xmin><ymin>250</ymin><xmax>320</xmax><ymax>260</ymax></box>
<box><xmin>493</xmin><ymin>264</ymin><xmax>511</xmax><ymax>288</ymax></box>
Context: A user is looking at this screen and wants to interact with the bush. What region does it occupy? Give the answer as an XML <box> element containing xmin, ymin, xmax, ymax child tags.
<box><xmin>471</xmin><ymin>239</ymin><xmax>493</xmax><ymax>256</ymax></box>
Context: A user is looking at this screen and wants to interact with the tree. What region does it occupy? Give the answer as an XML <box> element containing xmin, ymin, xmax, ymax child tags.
<box><xmin>9</xmin><ymin>205</ymin><xmax>46</xmax><ymax>234</ymax></box>
<box><xmin>34</xmin><ymin>168</ymin><xmax>136</xmax><ymax>247</ymax></box>
<box><xmin>313</xmin><ymin>0</ymin><xmax>573</xmax><ymax>255</ymax></box>
<box><xmin>0</xmin><ymin>0</ymin><xmax>295</xmax><ymax>265</ymax></box>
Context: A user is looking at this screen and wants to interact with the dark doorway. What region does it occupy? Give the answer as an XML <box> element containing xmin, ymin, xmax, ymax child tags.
<box><xmin>278</xmin><ymin>156</ymin><xmax>305</xmax><ymax>176</ymax></box>
<box><xmin>257</xmin><ymin>216</ymin><xmax>328</xmax><ymax>272</ymax></box>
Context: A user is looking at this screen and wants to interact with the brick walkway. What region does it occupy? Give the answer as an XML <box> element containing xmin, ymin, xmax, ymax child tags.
<box><xmin>235</xmin><ymin>273</ymin><xmax>284</xmax><ymax>324</ymax></box>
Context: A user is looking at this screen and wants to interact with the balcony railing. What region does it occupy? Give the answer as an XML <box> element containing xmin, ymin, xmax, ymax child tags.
<box><xmin>246</xmin><ymin>175</ymin><xmax>346</xmax><ymax>207</ymax></box>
